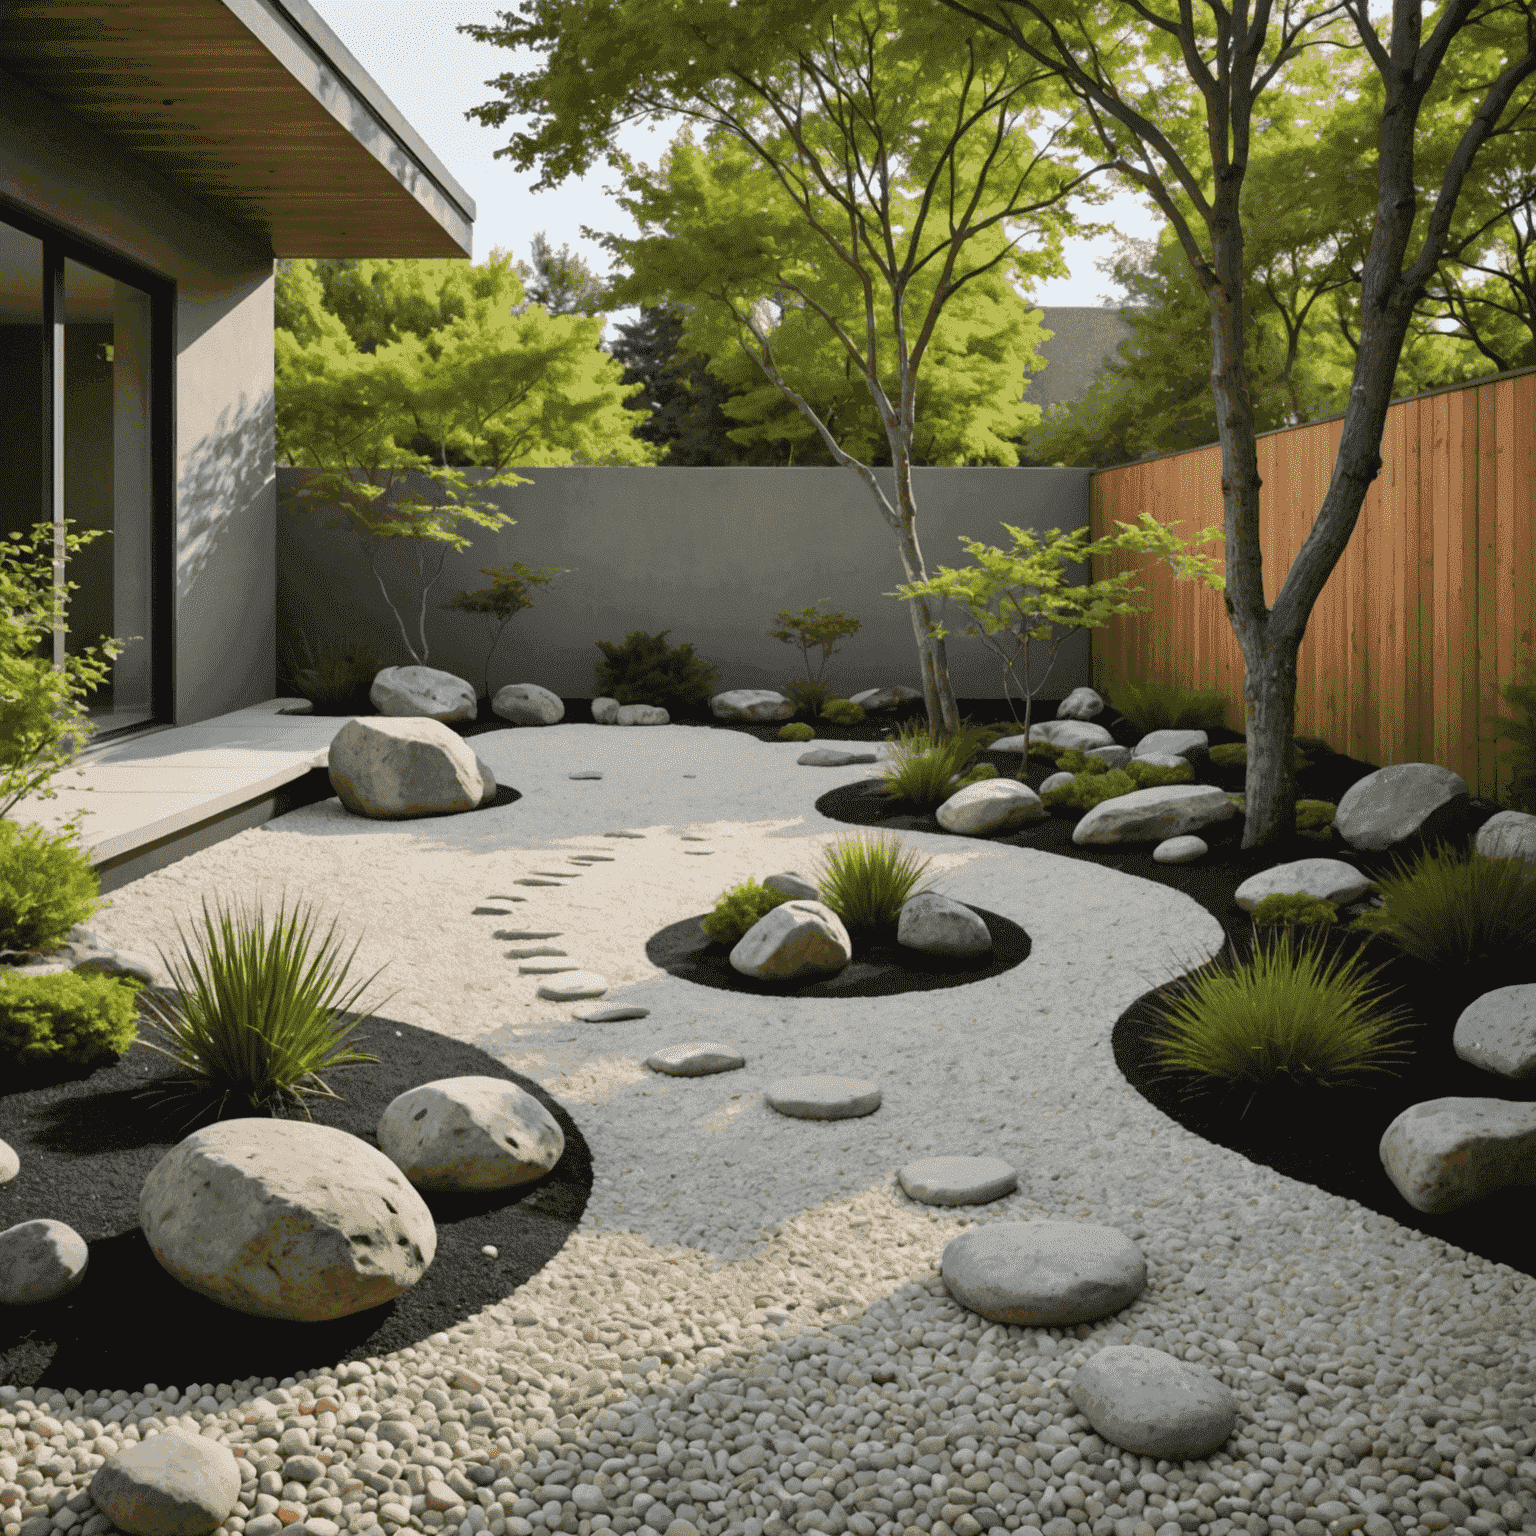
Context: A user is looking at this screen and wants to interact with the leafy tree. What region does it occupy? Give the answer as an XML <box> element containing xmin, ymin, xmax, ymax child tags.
<box><xmin>514</xmin><ymin>232</ymin><xmax>608</xmax><ymax>316</ymax></box>
<box><xmin>462</xmin><ymin>0</ymin><xmax>1112</xmax><ymax>740</ymax></box>
<box><xmin>934</xmin><ymin>0</ymin><xmax>1536</xmax><ymax>850</ymax></box>
<box><xmin>440</xmin><ymin>562</ymin><xmax>569</xmax><ymax>700</ymax></box>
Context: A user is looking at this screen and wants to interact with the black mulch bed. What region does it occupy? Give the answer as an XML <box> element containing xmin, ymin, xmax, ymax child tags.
<box><xmin>758</xmin><ymin>698</ymin><xmax>1535</xmax><ymax>1282</ymax></box>
<box><xmin>0</xmin><ymin>1008</ymin><xmax>592</xmax><ymax>1392</ymax></box>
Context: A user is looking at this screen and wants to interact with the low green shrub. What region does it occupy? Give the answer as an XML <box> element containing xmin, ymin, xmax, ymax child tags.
<box><xmin>875</xmin><ymin>719</ymin><xmax>996</xmax><ymax>811</ymax></box>
<box><xmin>1042</xmin><ymin>767</ymin><xmax>1138</xmax><ymax>813</ymax></box>
<box><xmin>1125</xmin><ymin>758</ymin><xmax>1195</xmax><ymax>789</ymax></box>
<box><xmin>1105</xmin><ymin>677</ymin><xmax>1230</xmax><ymax>733</ymax></box>
<box><xmin>1208</xmin><ymin>741</ymin><xmax>1315</xmax><ymax>774</ymax></box>
<box><xmin>811</xmin><ymin>830</ymin><xmax>937</xmax><ymax>938</ymax></box>
<box><xmin>950</xmin><ymin>763</ymin><xmax>999</xmax><ymax>791</ymax></box>
<box><xmin>820</xmin><ymin>698</ymin><xmax>866</xmax><ymax>726</ymax></box>
<box><xmin>779</xmin><ymin>679</ymin><xmax>840</xmax><ymax>719</ymax></box>
<box><xmin>0</xmin><ymin>820</ymin><xmax>104</xmax><ymax>956</ymax></box>
<box><xmin>700</xmin><ymin>880</ymin><xmax>797</xmax><ymax>945</ymax></box>
<box><xmin>1055</xmin><ymin>746</ymin><xmax>1109</xmax><ymax>776</ymax></box>
<box><xmin>0</xmin><ymin>969</ymin><xmax>142</xmax><ymax>1073</ymax></box>
<box><xmin>593</xmin><ymin>630</ymin><xmax>722</xmax><ymax>713</ymax></box>
<box><xmin>1486</xmin><ymin>680</ymin><xmax>1536</xmax><ymax>813</ymax></box>
<box><xmin>1249</xmin><ymin>892</ymin><xmax>1340</xmax><ymax>930</ymax></box>
<box><xmin>778</xmin><ymin>721</ymin><xmax>816</xmax><ymax>742</ymax></box>
<box><xmin>1295</xmin><ymin>799</ymin><xmax>1337</xmax><ymax>842</ymax></box>
<box><xmin>279</xmin><ymin>628</ymin><xmax>389</xmax><ymax>714</ymax></box>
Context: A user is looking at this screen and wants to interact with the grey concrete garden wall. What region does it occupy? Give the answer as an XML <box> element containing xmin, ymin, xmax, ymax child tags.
<box><xmin>276</xmin><ymin>465</ymin><xmax>1095</xmax><ymax>703</ymax></box>
<box><xmin>1</xmin><ymin>68</ymin><xmax>278</xmax><ymax>727</ymax></box>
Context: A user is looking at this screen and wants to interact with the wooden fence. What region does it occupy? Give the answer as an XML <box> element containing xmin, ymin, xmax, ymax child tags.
<box><xmin>1087</xmin><ymin>366</ymin><xmax>1536</xmax><ymax>805</ymax></box>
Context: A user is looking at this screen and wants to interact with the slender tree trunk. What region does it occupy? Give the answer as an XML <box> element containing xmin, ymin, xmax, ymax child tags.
<box><xmin>892</xmin><ymin>444</ymin><xmax>961</xmax><ymax>740</ymax></box>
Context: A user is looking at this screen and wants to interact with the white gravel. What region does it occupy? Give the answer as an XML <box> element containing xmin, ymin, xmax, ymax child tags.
<box><xmin>2</xmin><ymin>725</ymin><xmax>1533</xmax><ymax>1536</ymax></box>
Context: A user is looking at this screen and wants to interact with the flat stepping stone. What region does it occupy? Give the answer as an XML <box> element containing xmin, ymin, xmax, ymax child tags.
<box><xmin>797</xmin><ymin>748</ymin><xmax>881</xmax><ymax>767</ymax></box>
<box><xmin>569</xmin><ymin>854</ymin><xmax>615</xmax><ymax>862</ymax></box>
<box><xmin>531</xmin><ymin>869</ymin><xmax>583</xmax><ymax>877</ymax></box>
<box><xmin>496</xmin><ymin>930</ymin><xmax>563</xmax><ymax>940</ymax></box>
<box><xmin>506</xmin><ymin>946</ymin><xmax>568</xmax><ymax>959</ymax></box>
<box><xmin>645</xmin><ymin>1041</ymin><xmax>746</xmax><ymax>1077</ymax></box>
<box><xmin>898</xmin><ymin>1155</ymin><xmax>1018</xmax><ymax>1207</ymax></box>
<box><xmin>484</xmin><ymin>895</ymin><xmax>527</xmax><ymax>903</ymax></box>
<box><xmin>683</xmin><ymin>848</ymin><xmax>715</xmax><ymax>855</ymax></box>
<box><xmin>570</xmin><ymin>771</ymin><xmax>603</xmax><ymax>780</ymax></box>
<box><xmin>536</xmin><ymin>971</ymin><xmax>610</xmax><ymax>1001</ymax></box>
<box><xmin>766</xmin><ymin>1075</ymin><xmax>881</xmax><ymax>1120</ymax></box>
<box><xmin>604</xmin><ymin>831</ymin><xmax>647</xmax><ymax>839</ymax></box>
<box><xmin>520</xmin><ymin>961</ymin><xmax>582</xmax><ymax>975</ymax></box>
<box><xmin>680</xmin><ymin>834</ymin><xmax>710</xmax><ymax>841</ymax></box>
<box><xmin>473</xmin><ymin>905</ymin><xmax>516</xmax><ymax>915</ymax></box>
<box><xmin>573</xmin><ymin>1005</ymin><xmax>649</xmax><ymax>1022</ymax></box>
<box><xmin>515</xmin><ymin>878</ymin><xmax>566</xmax><ymax>887</ymax></box>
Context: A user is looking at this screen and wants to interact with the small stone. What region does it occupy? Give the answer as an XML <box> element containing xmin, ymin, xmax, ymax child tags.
<box><xmin>481</xmin><ymin>1245</ymin><xmax>499</xmax><ymax>1258</ymax></box>
<box><xmin>572</xmin><ymin>1005</ymin><xmax>649</xmax><ymax>1022</ymax></box>
<box><xmin>0</xmin><ymin>1218</ymin><xmax>89</xmax><ymax>1305</ymax></box>
<box><xmin>1153</xmin><ymin>835</ymin><xmax>1208</xmax><ymax>864</ymax></box>
<box><xmin>536</xmin><ymin>971</ymin><xmax>610</xmax><ymax>1000</ymax></box>
<box><xmin>898</xmin><ymin>1156</ymin><xmax>1017</xmax><ymax>1207</ymax></box>
<box><xmin>0</xmin><ymin>1136</ymin><xmax>18</xmax><ymax>1185</ymax></box>
<box><xmin>90</xmin><ymin>1428</ymin><xmax>242</xmax><ymax>1536</ymax></box>
<box><xmin>766</xmin><ymin>1075</ymin><xmax>881</xmax><ymax>1120</ymax></box>
<box><xmin>570</xmin><ymin>771</ymin><xmax>603</xmax><ymax>780</ymax></box>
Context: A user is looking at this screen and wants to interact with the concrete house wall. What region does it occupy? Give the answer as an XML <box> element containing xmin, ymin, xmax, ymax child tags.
<box><xmin>0</xmin><ymin>69</ymin><xmax>278</xmax><ymax>726</ymax></box>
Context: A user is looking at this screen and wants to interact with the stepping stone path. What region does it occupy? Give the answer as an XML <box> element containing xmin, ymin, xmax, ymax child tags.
<box><xmin>574</xmin><ymin>1005</ymin><xmax>650</xmax><ymax>1022</ymax></box>
<box><xmin>570</xmin><ymin>771</ymin><xmax>603</xmax><ymax>779</ymax></box>
<box><xmin>897</xmin><ymin>1154</ymin><xmax>1018</xmax><ymax>1206</ymax></box>
<box><xmin>644</xmin><ymin>1041</ymin><xmax>746</xmax><ymax>1076</ymax></box>
<box><xmin>766</xmin><ymin>1075</ymin><xmax>882</xmax><ymax>1119</ymax></box>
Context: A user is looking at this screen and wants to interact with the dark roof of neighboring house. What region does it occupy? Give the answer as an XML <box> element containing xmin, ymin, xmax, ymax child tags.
<box><xmin>1025</xmin><ymin>307</ymin><xmax>1139</xmax><ymax>410</ymax></box>
<box><xmin>0</xmin><ymin>0</ymin><xmax>474</xmax><ymax>258</ymax></box>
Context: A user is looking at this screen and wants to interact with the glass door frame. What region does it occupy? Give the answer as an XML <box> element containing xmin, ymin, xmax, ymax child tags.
<box><xmin>1</xmin><ymin>192</ymin><xmax>175</xmax><ymax>740</ymax></box>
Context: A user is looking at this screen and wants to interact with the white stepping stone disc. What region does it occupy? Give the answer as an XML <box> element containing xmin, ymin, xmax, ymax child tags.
<box><xmin>573</xmin><ymin>1006</ymin><xmax>649</xmax><ymax>1022</ymax></box>
<box><xmin>898</xmin><ymin>1155</ymin><xmax>1018</xmax><ymax>1207</ymax></box>
<box><xmin>570</xmin><ymin>854</ymin><xmax>615</xmax><ymax>862</ymax></box>
<box><xmin>515</xmin><ymin>878</ymin><xmax>564</xmax><ymax>887</ymax></box>
<box><xmin>604</xmin><ymin>830</ymin><xmax>647</xmax><ymax>838</ymax></box>
<box><xmin>683</xmin><ymin>848</ymin><xmax>715</xmax><ymax>856</ymax></box>
<box><xmin>498</xmin><ymin>930</ymin><xmax>562</xmax><ymax>940</ymax></box>
<box><xmin>519</xmin><ymin>962</ymin><xmax>581</xmax><ymax>975</ymax></box>
<box><xmin>570</xmin><ymin>771</ymin><xmax>603</xmax><ymax>779</ymax></box>
<box><xmin>645</xmin><ymin>1042</ymin><xmax>747</xmax><ymax>1077</ymax></box>
<box><xmin>531</xmin><ymin>869</ymin><xmax>583</xmax><ymax>878</ymax></box>
<box><xmin>680</xmin><ymin>834</ymin><xmax>710</xmax><ymax>841</ymax></box>
<box><xmin>506</xmin><ymin>946</ymin><xmax>568</xmax><ymax>958</ymax></box>
<box><xmin>766</xmin><ymin>1075</ymin><xmax>882</xmax><ymax>1120</ymax></box>
<box><xmin>536</xmin><ymin>972</ymin><xmax>609</xmax><ymax>1001</ymax></box>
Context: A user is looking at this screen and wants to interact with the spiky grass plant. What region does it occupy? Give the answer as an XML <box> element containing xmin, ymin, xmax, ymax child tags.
<box><xmin>875</xmin><ymin>718</ymin><xmax>998</xmax><ymax>812</ymax></box>
<box><xmin>810</xmin><ymin>830</ymin><xmax>938</xmax><ymax>938</ymax></box>
<box><xmin>1105</xmin><ymin>677</ymin><xmax>1230</xmax><ymax>733</ymax></box>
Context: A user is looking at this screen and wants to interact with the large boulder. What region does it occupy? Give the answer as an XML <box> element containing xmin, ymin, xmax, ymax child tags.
<box><xmin>139</xmin><ymin>1119</ymin><xmax>437</xmax><ymax>1321</ymax></box>
<box><xmin>328</xmin><ymin>716</ymin><xmax>495</xmax><ymax>819</ymax></box>
<box><xmin>730</xmin><ymin>900</ymin><xmax>852</xmax><ymax>981</ymax></box>
<box><xmin>0</xmin><ymin>1218</ymin><xmax>88</xmax><ymax>1305</ymax></box>
<box><xmin>1130</xmin><ymin>729</ymin><xmax>1209</xmax><ymax>762</ymax></box>
<box><xmin>846</xmin><ymin>685</ymin><xmax>923</xmax><ymax>713</ymax></box>
<box><xmin>1054</xmin><ymin>687</ymin><xmax>1105</xmax><ymax>721</ymax></box>
<box><xmin>90</xmin><ymin>1428</ymin><xmax>242</xmax><ymax>1536</ymax></box>
<box><xmin>935</xmin><ymin>779</ymin><xmax>1047</xmax><ymax>835</ymax></box>
<box><xmin>493</xmin><ymin>683</ymin><xmax>564</xmax><ymax>725</ymax></box>
<box><xmin>897</xmin><ymin>893</ymin><xmax>992</xmax><ymax>956</ymax></box>
<box><xmin>370</xmin><ymin>666</ymin><xmax>476</xmax><ymax>722</ymax></box>
<box><xmin>616</xmin><ymin>704</ymin><xmax>670</xmax><ymax>725</ymax></box>
<box><xmin>377</xmin><ymin>1076</ymin><xmax>565</xmax><ymax>1192</ymax></box>
<box><xmin>1234</xmin><ymin>858</ymin><xmax>1379</xmax><ymax>912</ymax></box>
<box><xmin>1378</xmin><ymin>1098</ymin><xmax>1536</xmax><ymax>1214</ymax></box>
<box><xmin>1452</xmin><ymin>985</ymin><xmax>1536</xmax><ymax>1081</ymax></box>
<box><xmin>1333</xmin><ymin>762</ymin><xmax>1469</xmax><ymax>852</ymax></box>
<box><xmin>711</xmin><ymin>689</ymin><xmax>794</xmax><ymax>721</ymax></box>
<box><xmin>1004</xmin><ymin>719</ymin><xmax>1114</xmax><ymax>754</ymax></box>
<box><xmin>1476</xmin><ymin>809</ymin><xmax>1536</xmax><ymax>865</ymax></box>
<box><xmin>1073</xmin><ymin>783</ymin><xmax>1238</xmax><ymax>846</ymax></box>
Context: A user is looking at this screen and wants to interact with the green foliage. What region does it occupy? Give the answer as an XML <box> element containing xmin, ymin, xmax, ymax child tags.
<box><xmin>700</xmin><ymin>879</ymin><xmax>796</xmax><ymax>945</ymax></box>
<box><xmin>1485</xmin><ymin>680</ymin><xmax>1536</xmax><ymax>813</ymax></box>
<box><xmin>811</xmin><ymin>830</ymin><xmax>937</xmax><ymax>938</ymax></box>
<box><xmin>1208</xmin><ymin>740</ymin><xmax>1315</xmax><ymax>775</ymax></box>
<box><xmin>1106</xmin><ymin>676</ymin><xmax>1231</xmax><ymax>732</ymax></box>
<box><xmin>1125</xmin><ymin>757</ymin><xmax>1196</xmax><ymax>789</ymax></box>
<box><xmin>1041</xmin><ymin>766</ymin><xmax>1138</xmax><ymax>813</ymax></box>
<box><xmin>0</xmin><ymin>519</ymin><xmax>130</xmax><ymax>831</ymax></box>
<box><xmin>1346</xmin><ymin>839</ymin><xmax>1536</xmax><ymax>973</ymax></box>
<box><xmin>819</xmin><ymin>699</ymin><xmax>867</xmax><ymax>726</ymax></box>
<box><xmin>130</xmin><ymin>893</ymin><xmax>392</xmax><ymax>1130</ymax></box>
<box><xmin>1249</xmin><ymin>892</ymin><xmax>1341</xmax><ymax>931</ymax></box>
<box><xmin>1294</xmin><ymin>800</ymin><xmax>1337</xmax><ymax>842</ymax></box>
<box><xmin>515</xmin><ymin>232</ymin><xmax>606</xmax><ymax>317</ymax></box>
<box><xmin>1139</xmin><ymin>923</ymin><xmax>1415</xmax><ymax>1115</ymax></box>
<box><xmin>592</xmin><ymin>630</ymin><xmax>722</xmax><ymax>712</ymax></box>
<box><xmin>1054</xmin><ymin>746</ymin><xmax>1110</xmax><ymax>775</ymax></box>
<box><xmin>440</xmin><ymin>562</ymin><xmax>569</xmax><ymax>701</ymax></box>
<box><xmin>780</xmin><ymin>679</ymin><xmax>842</xmax><ymax>719</ymax></box>
<box><xmin>0</xmin><ymin>970</ymin><xmax>142</xmax><ymax>1074</ymax></box>
<box><xmin>889</xmin><ymin>514</ymin><xmax>1224</xmax><ymax>766</ymax></box>
<box><xmin>770</xmin><ymin>602</ymin><xmax>863</xmax><ymax>685</ymax></box>
<box><xmin>0</xmin><ymin>820</ymin><xmax>105</xmax><ymax>955</ymax></box>
<box><xmin>874</xmin><ymin>719</ymin><xmax>998</xmax><ymax>811</ymax></box>
<box><xmin>278</xmin><ymin>627</ymin><xmax>390</xmax><ymax>714</ymax></box>
<box><xmin>951</xmin><ymin>763</ymin><xmax>1000</xmax><ymax>790</ymax></box>
<box><xmin>778</xmin><ymin>721</ymin><xmax>816</xmax><ymax>742</ymax></box>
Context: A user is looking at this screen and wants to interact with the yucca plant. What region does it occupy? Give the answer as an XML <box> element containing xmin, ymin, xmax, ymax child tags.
<box><xmin>130</xmin><ymin>892</ymin><xmax>395</xmax><ymax>1133</ymax></box>
<box><xmin>1106</xmin><ymin>676</ymin><xmax>1230</xmax><ymax>733</ymax></box>
<box><xmin>875</xmin><ymin>718</ymin><xmax>999</xmax><ymax>811</ymax></box>
<box><xmin>810</xmin><ymin>830</ymin><xmax>938</xmax><ymax>938</ymax></box>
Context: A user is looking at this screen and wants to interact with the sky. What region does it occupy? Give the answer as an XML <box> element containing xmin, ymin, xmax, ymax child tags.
<box><xmin>309</xmin><ymin>0</ymin><xmax>1167</xmax><ymax>332</ymax></box>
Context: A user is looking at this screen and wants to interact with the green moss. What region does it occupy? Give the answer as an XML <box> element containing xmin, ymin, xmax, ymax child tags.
<box><xmin>1042</xmin><ymin>767</ymin><xmax>1139</xmax><ymax>813</ymax></box>
<box><xmin>1055</xmin><ymin>746</ymin><xmax>1111</xmax><ymax>776</ymax></box>
<box><xmin>1295</xmin><ymin>799</ymin><xmax>1337</xmax><ymax>842</ymax></box>
<box><xmin>699</xmin><ymin>880</ymin><xmax>798</xmax><ymax>945</ymax></box>
<box><xmin>820</xmin><ymin>699</ymin><xmax>867</xmax><ymax>725</ymax></box>
<box><xmin>778</xmin><ymin>722</ymin><xmax>816</xmax><ymax>742</ymax></box>
<box><xmin>950</xmin><ymin>763</ymin><xmax>1000</xmax><ymax>793</ymax></box>
<box><xmin>1208</xmin><ymin>741</ymin><xmax>1315</xmax><ymax>774</ymax></box>
<box><xmin>1249</xmin><ymin>892</ymin><xmax>1340</xmax><ymax>930</ymax></box>
<box><xmin>1125</xmin><ymin>758</ymin><xmax>1195</xmax><ymax>788</ymax></box>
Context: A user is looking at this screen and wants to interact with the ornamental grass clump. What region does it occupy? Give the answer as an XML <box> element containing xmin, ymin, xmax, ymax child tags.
<box><xmin>810</xmin><ymin>830</ymin><xmax>937</xmax><ymax>939</ymax></box>
<box><xmin>1138</xmin><ymin>922</ymin><xmax>1416</xmax><ymax>1119</ymax></box>
<box><xmin>875</xmin><ymin>718</ymin><xmax>997</xmax><ymax>812</ymax></box>
<box><xmin>1106</xmin><ymin>677</ymin><xmax>1230</xmax><ymax>733</ymax></box>
<box><xmin>130</xmin><ymin>892</ymin><xmax>394</xmax><ymax>1132</ymax></box>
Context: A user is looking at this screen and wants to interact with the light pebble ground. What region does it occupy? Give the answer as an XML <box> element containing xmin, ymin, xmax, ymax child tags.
<box><xmin>1</xmin><ymin>725</ymin><xmax>1533</xmax><ymax>1536</ymax></box>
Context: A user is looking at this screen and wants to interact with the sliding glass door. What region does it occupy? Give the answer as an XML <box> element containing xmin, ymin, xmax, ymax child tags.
<box><xmin>0</xmin><ymin>209</ymin><xmax>167</xmax><ymax>736</ymax></box>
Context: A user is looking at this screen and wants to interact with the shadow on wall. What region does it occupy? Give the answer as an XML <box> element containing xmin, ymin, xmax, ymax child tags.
<box><xmin>178</xmin><ymin>393</ymin><xmax>273</xmax><ymax>605</ymax></box>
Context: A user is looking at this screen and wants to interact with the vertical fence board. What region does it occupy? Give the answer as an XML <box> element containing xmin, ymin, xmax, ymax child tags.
<box><xmin>1087</xmin><ymin>369</ymin><xmax>1536</xmax><ymax>802</ymax></box>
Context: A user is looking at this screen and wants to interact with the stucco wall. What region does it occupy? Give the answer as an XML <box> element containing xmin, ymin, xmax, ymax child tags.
<box><xmin>276</xmin><ymin>466</ymin><xmax>1097</xmax><ymax>703</ymax></box>
<box><xmin>0</xmin><ymin>68</ymin><xmax>278</xmax><ymax>728</ymax></box>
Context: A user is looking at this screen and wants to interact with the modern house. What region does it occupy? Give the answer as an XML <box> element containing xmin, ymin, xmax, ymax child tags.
<box><xmin>0</xmin><ymin>0</ymin><xmax>475</xmax><ymax>749</ymax></box>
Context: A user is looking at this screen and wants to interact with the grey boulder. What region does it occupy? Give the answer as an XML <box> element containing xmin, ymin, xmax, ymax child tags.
<box><xmin>935</xmin><ymin>779</ymin><xmax>1046</xmax><ymax>835</ymax></box>
<box><xmin>377</xmin><ymin>1076</ymin><xmax>565</xmax><ymax>1192</ymax></box>
<box><xmin>730</xmin><ymin>899</ymin><xmax>852</xmax><ymax>981</ymax></box>
<box><xmin>1333</xmin><ymin>762</ymin><xmax>1469</xmax><ymax>852</ymax></box>
<box><xmin>591</xmin><ymin>696</ymin><xmax>621</xmax><ymax>723</ymax></box>
<box><xmin>711</xmin><ymin>689</ymin><xmax>793</xmax><ymax>721</ymax></box>
<box><xmin>616</xmin><ymin>703</ymin><xmax>670</xmax><ymax>725</ymax></box>
<box><xmin>941</xmin><ymin>1220</ymin><xmax>1147</xmax><ymax>1325</ymax></box>
<box><xmin>1378</xmin><ymin>1097</ymin><xmax>1536</xmax><ymax>1214</ymax></box>
<box><xmin>896</xmin><ymin>893</ymin><xmax>991</xmax><ymax>956</ymax></box>
<box><xmin>370</xmin><ymin>665</ymin><xmax>476</xmax><ymax>722</ymax></box>
<box><xmin>763</xmin><ymin>871</ymin><xmax>820</xmax><ymax>901</ymax></box>
<box><xmin>328</xmin><ymin>716</ymin><xmax>495</xmax><ymax>819</ymax></box>
<box><xmin>1069</xmin><ymin>1345</ymin><xmax>1239</xmax><ymax>1460</ymax></box>
<box><xmin>1476</xmin><ymin>809</ymin><xmax>1536</xmax><ymax>864</ymax></box>
<box><xmin>798</xmin><ymin>747</ymin><xmax>880</xmax><ymax>767</ymax></box>
<box><xmin>1073</xmin><ymin>783</ymin><xmax>1238</xmax><ymax>846</ymax></box>
<box><xmin>0</xmin><ymin>1218</ymin><xmax>88</xmax><ymax>1305</ymax></box>
<box><xmin>493</xmin><ymin>683</ymin><xmax>564</xmax><ymax>725</ymax></box>
<box><xmin>1453</xmin><ymin>985</ymin><xmax>1536</xmax><ymax>1080</ymax></box>
<box><xmin>1054</xmin><ymin>687</ymin><xmax>1105</xmax><ymax>721</ymax></box>
<box><xmin>90</xmin><ymin>1428</ymin><xmax>242</xmax><ymax>1536</ymax></box>
<box><xmin>847</xmin><ymin>685</ymin><xmax>923</xmax><ymax>712</ymax></box>
<box><xmin>139</xmin><ymin>1118</ymin><xmax>436</xmax><ymax>1321</ymax></box>
<box><xmin>1130</xmin><ymin>728</ymin><xmax>1209</xmax><ymax>762</ymax></box>
<box><xmin>1233</xmin><ymin>858</ymin><xmax>1379</xmax><ymax>912</ymax></box>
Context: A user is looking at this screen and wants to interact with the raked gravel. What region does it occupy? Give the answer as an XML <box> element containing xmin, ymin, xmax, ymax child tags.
<box><xmin>2</xmin><ymin>725</ymin><xmax>1534</xmax><ymax>1536</ymax></box>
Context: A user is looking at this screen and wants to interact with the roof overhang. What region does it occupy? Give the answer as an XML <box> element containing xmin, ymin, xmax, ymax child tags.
<box><xmin>0</xmin><ymin>0</ymin><xmax>476</xmax><ymax>258</ymax></box>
